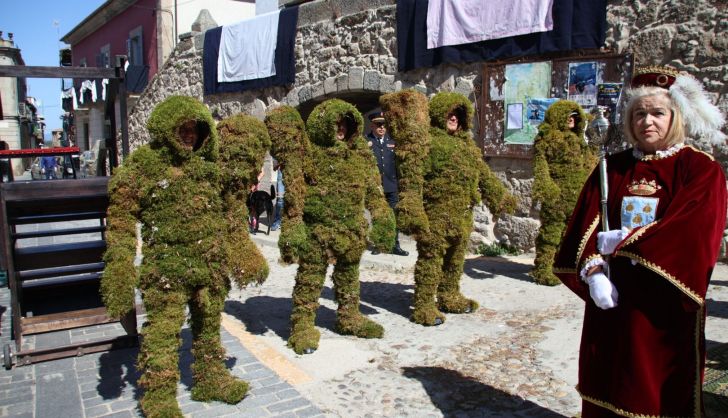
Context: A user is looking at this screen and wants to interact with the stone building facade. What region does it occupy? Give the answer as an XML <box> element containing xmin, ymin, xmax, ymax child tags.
<box><xmin>124</xmin><ymin>0</ymin><xmax>728</xmax><ymax>253</ymax></box>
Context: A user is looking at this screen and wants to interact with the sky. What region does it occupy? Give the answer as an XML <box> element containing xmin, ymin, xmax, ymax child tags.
<box><xmin>1</xmin><ymin>1</ymin><xmax>106</xmax><ymax>139</ymax></box>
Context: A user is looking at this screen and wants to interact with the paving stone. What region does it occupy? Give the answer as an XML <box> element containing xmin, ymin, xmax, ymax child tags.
<box><xmin>85</xmin><ymin>404</ymin><xmax>111</xmax><ymax>418</ymax></box>
<box><xmin>266</xmin><ymin>397</ymin><xmax>310</xmax><ymax>413</ymax></box>
<box><xmin>295</xmin><ymin>406</ymin><xmax>324</xmax><ymax>418</ymax></box>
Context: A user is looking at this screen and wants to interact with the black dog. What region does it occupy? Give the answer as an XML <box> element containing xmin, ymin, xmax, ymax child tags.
<box><xmin>247</xmin><ymin>185</ymin><xmax>276</xmax><ymax>235</ymax></box>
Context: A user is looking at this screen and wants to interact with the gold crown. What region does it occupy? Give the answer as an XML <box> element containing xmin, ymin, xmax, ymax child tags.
<box><xmin>633</xmin><ymin>65</ymin><xmax>680</xmax><ymax>78</ymax></box>
<box><xmin>627</xmin><ymin>178</ymin><xmax>662</xmax><ymax>196</ymax></box>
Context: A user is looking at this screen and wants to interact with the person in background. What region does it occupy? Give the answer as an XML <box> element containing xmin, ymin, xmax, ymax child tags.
<box><xmin>39</xmin><ymin>143</ymin><xmax>58</xmax><ymax>180</ymax></box>
<box><xmin>553</xmin><ymin>66</ymin><xmax>727</xmax><ymax>417</ymax></box>
<box><xmin>531</xmin><ymin>101</ymin><xmax>595</xmax><ymax>286</ymax></box>
<box><xmin>0</xmin><ymin>140</ymin><xmax>10</xmax><ymax>182</ymax></box>
<box><xmin>271</xmin><ymin>158</ymin><xmax>284</xmax><ymax>231</ymax></box>
<box><xmin>366</xmin><ymin>111</ymin><xmax>408</xmax><ymax>256</ymax></box>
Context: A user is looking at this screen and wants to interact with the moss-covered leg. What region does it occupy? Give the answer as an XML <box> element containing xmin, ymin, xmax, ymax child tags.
<box><xmin>438</xmin><ymin>236</ymin><xmax>478</xmax><ymax>314</ymax></box>
<box><xmin>332</xmin><ymin>260</ymin><xmax>383</xmax><ymax>338</ymax></box>
<box><xmin>288</xmin><ymin>250</ymin><xmax>327</xmax><ymax>354</ymax></box>
<box><xmin>189</xmin><ymin>284</ymin><xmax>248</xmax><ymax>404</ymax></box>
<box><xmin>137</xmin><ymin>288</ymin><xmax>187</xmax><ymax>418</ymax></box>
<box><xmin>411</xmin><ymin>238</ymin><xmax>446</xmax><ymax>326</ymax></box>
<box><xmin>531</xmin><ymin>210</ymin><xmax>562</xmax><ymax>286</ymax></box>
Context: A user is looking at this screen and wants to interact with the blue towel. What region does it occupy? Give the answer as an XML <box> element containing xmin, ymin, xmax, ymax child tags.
<box><xmin>397</xmin><ymin>0</ymin><xmax>607</xmax><ymax>72</ymax></box>
<box><xmin>204</xmin><ymin>6</ymin><xmax>298</xmax><ymax>95</ymax></box>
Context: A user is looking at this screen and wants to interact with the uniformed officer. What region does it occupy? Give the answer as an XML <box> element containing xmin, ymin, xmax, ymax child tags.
<box><xmin>366</xmin><ymin>111</ymin><xmax>408</xmax><ymax>256</ymax></box>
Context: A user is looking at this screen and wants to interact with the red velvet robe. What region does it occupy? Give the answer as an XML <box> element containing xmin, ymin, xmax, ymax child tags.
<box><xmin>554</xmin><ymin>145</ymin><xmax>727</xmax><ymax>417</ymax></box>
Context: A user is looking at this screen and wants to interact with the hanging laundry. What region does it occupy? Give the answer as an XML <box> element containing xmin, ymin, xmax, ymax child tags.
<box><xmin>79</xmin><ymin>80</ymin><xmax>97</xmax><ymax>104</ymax></box>
<box><xmin>397</xmin><ymin>0</ymin><xmax>607</xmax><ymax>72</ymax></box>
<box><xmin>101</xmin><ymin>79</ymin><xmax>109</xmax><ymax>101</ymax></box>
<box><xmin>60</xmin><ymin>87</ymin><xmax>77</xmax><ymax>111</ymax></box>
<box><xmin>204</xmin><ymin>5</ymin><xmax>299</xmax><ymax>95</ymax></box>
<box><xmin>427</xmin><ymin>0</ymin><xmax>554</xmax><ymax>48</ymax></box>
<box><xmin>218</xmin><ymin>10</ymin><xmax>280</xmax><ymax>82</ymax></box>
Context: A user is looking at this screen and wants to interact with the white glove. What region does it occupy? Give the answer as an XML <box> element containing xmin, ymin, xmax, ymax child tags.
<box><xmin>597</xmin><ymin>227</ymin><xmax>630</xmax><ymax>255</ymax></box>
<box><xmin>585</xmin><ymin>272</ymin><xmax>618</xmax><ymax>309</ymax></box>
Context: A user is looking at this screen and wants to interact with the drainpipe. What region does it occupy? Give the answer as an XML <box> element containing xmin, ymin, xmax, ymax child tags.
<box><xmin>174</xmin><ymin>0</ymin><xmax>178</xmax><ymax>46</ymax></box>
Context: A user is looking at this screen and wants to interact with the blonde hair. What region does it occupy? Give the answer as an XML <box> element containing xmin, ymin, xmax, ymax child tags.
<box><xmin>623</xmin><ymin>86</ymin><xmax>685</xmax><ymax>148</ymax></box>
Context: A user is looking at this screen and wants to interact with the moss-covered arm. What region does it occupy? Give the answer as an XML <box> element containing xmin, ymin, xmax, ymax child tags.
<box><xmin>265</xmin><ymin>106</ymin><xmax>311</xmax><ymax>264</ymax></box>
<box><xmin>532</xmin><ymin>150</ymin><xmax>560</xmax><ymax>205</ymax></box>
<box><xmin>217</xmin><ymin>114</ymin><xmax>271</xmax><ymax>287</ymax></box>
<box><xmin>379</xmin><ymin>90</ymin><xmax>431</xmax><ymax>238</ymax></box>
<box><xmin>364</xmin><ymin>152</ymin><xmax>396</xmax><ymax>252</ymax></box>
<box><xmin>102</xmin><ymin>150</ymin><xmax>147</xmax><ymax>318</ymax></box>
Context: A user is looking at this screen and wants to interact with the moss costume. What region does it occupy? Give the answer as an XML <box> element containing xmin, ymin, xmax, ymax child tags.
<box><xmin>382</xmin><ymin>91</ymin><xmax>516</xmax><ymax>326</ymax></box>
<box><xmin>102</xmin><ymin>96</ymin><xmax>269</xmax><ymax>418</ymax></box>
<box><xmin>531</xmin><ymin>100</ymin><xmax>596</xmax><ymax>285</ymax></box>
<box><xmin>265</xmin><ymin>101</ymin><xmax>396</xmax><ymax>354</ymax></box>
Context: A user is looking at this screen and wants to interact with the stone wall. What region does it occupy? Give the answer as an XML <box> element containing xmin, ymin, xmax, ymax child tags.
<box><xmin>125</xmin><ymin>0</ymin><xmax>728</xmax><ymax>254</ymax></box>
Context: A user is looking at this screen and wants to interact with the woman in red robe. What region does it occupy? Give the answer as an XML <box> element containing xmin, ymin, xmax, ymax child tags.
<box><xmin>554</xmin><ymin>66</ymin><xmax>728</xmax><ymax>417</ymax></box>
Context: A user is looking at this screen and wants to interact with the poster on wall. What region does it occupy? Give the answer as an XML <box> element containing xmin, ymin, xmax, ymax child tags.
<box><xmin>504</xmin><ymin>62</ymin><xmax>552</xmax><ymax>144</ymax></box>
<box><xmin>596</xmin><ymin>82</ymin><xmax>623</xmax><ymax>123</ymax></box>
<box><xmin>527</xmin><ymin>98</ymin><xmax>559</xmax><ymax>125</ymax></box>
<box><xmin>568</xmin><ymin>62</ymin><xmax>600</xmax><ymax>107</ymax></box>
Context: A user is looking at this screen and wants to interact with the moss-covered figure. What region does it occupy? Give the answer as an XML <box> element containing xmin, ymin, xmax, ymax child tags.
<box><xmin>531</xmin><ymin>100</ymin><xmax>596</xmax><ymax>285</ymax></box>
<box><xmin>265</xmin><ymin>101</ymin><xmax>396</xmax><ymax>354</ymax></box>
<box><xmin>382</xmin><ymin>91</ymin><xmax>516</xmax><ymax>326</ymax></box>
<box><xmin>102</xmin><ymin>96</ymin><xmax>269</xmax><ymax>418</ymax></box>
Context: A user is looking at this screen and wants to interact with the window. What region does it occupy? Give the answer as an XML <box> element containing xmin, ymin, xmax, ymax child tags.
<box><xmin>127</xmin><ymin>26</ymin><xmax>144</xmax><ymax>66</ymax></box>
<box><xmin>79</xmin><ymin>57</ymin><xmax>87</xmax><ymax>67</ymax></box>
<box><xmin>97</xmin><ymin>44</ymin><xmax>111</xmax><ymax>68</ymax></box>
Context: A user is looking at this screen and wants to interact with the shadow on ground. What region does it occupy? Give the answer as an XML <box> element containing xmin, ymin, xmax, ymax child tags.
<box><xmin>360</xmin><ymin>281</ymin><xmax>412</xmax><ymax>319</ymax></box>
<box><xmin>95</xmin><ymin>328</ymin><xmax>238</xmax><ymax>402</ymax></box>
<box><xmin>402</xmin><ymin>366</ymin><xmax>565</xmax><ymax>417</ymax></box>
<box><xmin>464</xmin><ymin>256</ymin><xmax>534</xmax><ymax>283</ymax></box>
<box><xmin>225</xmin><ymin>294</ymin><xmax>341</xmax><ymax>340</ymax></box>
<box><xmin>707</xmin><ymin>298</ymin><xmax>728</xmax><ymax>320</ymax></box>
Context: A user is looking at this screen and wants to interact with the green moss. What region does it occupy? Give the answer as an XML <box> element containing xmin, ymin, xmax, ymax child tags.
<box><xmin>380</xmin><ymin>90</ymin><xmax>431</xmax><ymax>237</ymax></box>
<box><xmin>531</xmin><ymin>100</ymin><xmax>596</xmax><ymax>285</ymax></box>
<box><xmin>189</xmin><ymin>286</ymin><xmax>249</xmax><ymax>403</ymax></box>
<box><xmin>391</xmin><ymin>92</ymin><xmax>516</xmax><ymax>325</ymax></box>
<box><xmin>265</xmin><ymin>106</ymin><xmax>312</xmax><ymax>263</ymax></box>
<box><xmin>478</xmin><ymin>242</ymin><xmax>520</xmax><ymax>257</ymax></box>
<box><xmin>267</xmin><ymin>100</ymin><xmax>392</xmax><ymax>352</ymax></box>
<box><xmin>104</xmin><ymin>96</ymin><xmax>269</xmax><ymax>414</ymax></box>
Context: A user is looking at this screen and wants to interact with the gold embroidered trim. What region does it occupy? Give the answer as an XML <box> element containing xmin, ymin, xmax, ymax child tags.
<box><xmin>552</xmin><ymin>267</ymin><xmax>577</xmax><ymax>274</ymax></box>
<box><xmin>615</xmin><ymin>251</ymin><xmax>703</xmax><ymax>306</ymax></box>
<box><xmin>685</xmin><ymin>144</ymin><xmax>715</xmax><ymax>161</ymax></box>
<box><xmin>576</xmin><ymin>215</ymin><xmax>600</xmax><ymax>267</ymax></box>
<box><xmin>579</xmin><ymin>253</ymin><xmax>603</xmax><ymax>274</ymax></box>
<box><xmin>621</xmin><ymin>221</ymin><xmax>658</xmax><ymax>247</ymax></box>
<box><xmin>579</xmin><ymin>389</ymin><xmax>690</xmax><ymax>418</ymax></box>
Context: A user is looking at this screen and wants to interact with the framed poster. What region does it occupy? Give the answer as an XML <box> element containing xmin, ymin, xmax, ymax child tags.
<box><xmin>568</xmin><ymin>61</ymin><xmax>600</xmax><ymax>107</ymax></box>
<box><xmin>504</xmin><ymin>62</ymin><xmax>552</xmax><ymax>145</ymax></box>
<box><xmin>527</xmin><ymin>98</ymin><xmax>559</xmax><ymax>125</ymax></box>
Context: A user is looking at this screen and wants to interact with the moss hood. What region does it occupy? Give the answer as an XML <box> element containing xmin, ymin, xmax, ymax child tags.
<box><xmin>147</xmin><ymin>95</ymin><xmax>218</xmax><ymax>162</ymax></box>
<box><xmin>306</xmin><ymin>99</ymin><xmax>363</xmax><ymax>148</ymax></box>
<box><xmin>429</xmin><ymin>92</ymin><xmax>474</xmax><ymax>133</ymax></box>
<box><xmin>541</xmin><ymin>100</ymin><xmax>587</xmax><ymax>134</ymax></box>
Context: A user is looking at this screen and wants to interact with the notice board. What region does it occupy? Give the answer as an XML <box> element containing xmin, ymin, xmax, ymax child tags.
<box><xmin>477</xmin><ymin>51</ymin><xmax>633</xmax><ymax>159</ymax></box>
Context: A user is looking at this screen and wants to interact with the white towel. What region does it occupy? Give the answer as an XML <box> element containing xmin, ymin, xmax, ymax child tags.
<box><xmin>427</xmin><ymin>0</ymin><xmax>554</xmax><ymax>49</ymax></box>
<box><xmin>79</xmin><ymin>80</ymin><xmax>97</xmax><ymax>104</ymax></box>
<box><xmin>217</xmin><ymin>10</ymin><xmax>280</xmax><ymax>82</ymax></box>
